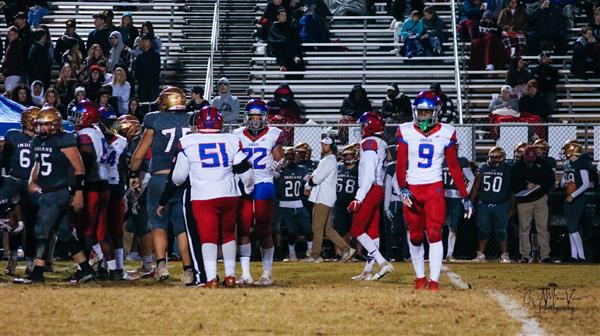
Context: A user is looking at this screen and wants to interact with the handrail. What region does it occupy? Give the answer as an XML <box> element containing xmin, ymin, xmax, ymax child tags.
<box><xmin>450</xmin><ymin>0</ymin><xmax>464</xmax><ymax>124</ymax></box>
<box><xmin>204</xmin><ymin>0</ymin><xmax>220</xmax><ymax>99</ymax></box>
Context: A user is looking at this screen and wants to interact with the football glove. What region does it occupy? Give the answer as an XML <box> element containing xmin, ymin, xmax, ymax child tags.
<box><xmin>399</xmin><ymin>188</ymin><xmax>413</xmax><ymax>207</ymax></box>
<box><xmin>385</xmin><ymin>209</ymin><xmax>394</xmax><ymax>220</ymax></box>
<box><xmin>463</xmin><ymin>198</ymin><xmax>474</xmax><ymax>219</ymax></box>
<box><xmin>347</xmin><ymin>200</ymin><xmax>362</xmax><ymax>213</ymax></box>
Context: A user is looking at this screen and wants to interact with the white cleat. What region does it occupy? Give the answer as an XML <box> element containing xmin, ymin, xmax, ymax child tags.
<box><xmin>254</xmin><ymin>276</ymin><xmax>274</xmax><ymax>286</ymax></box>
<box><xmin>351</xmin><ymin>272</ymin><xmax>373</xmax><ymax>281</ymax></box>
<box><xmin>445</xmin><ymin>255</ymin><xmax>458</xmax><ymax>263</ymax></box>
<box><xmin>339</xmin><ymin>248</ymin><xmax>356</xmax><ymax>263</ymax></box>
<box><xmin>236</xmin><ymin>276</ymin><xmax>254</xmax><ymax>286</ymax></box>
<box><xmin>303</xmin><ymin>256</ymin><xmax>324</xmax><ymax>263</ymax></box>
<box><xmin>371</xmin><ymin>262</ymin><xmax>394</xmax><ymax>281</ymax></box>
<box><xmin>499</xmin><ymin>253</ymin><xmax>511</xmax><ymax>264</ymax></box>
<box><xmin>471</xmin><ymin>252</ymin><xmax>486</xmax><ymax>263</ymax></box>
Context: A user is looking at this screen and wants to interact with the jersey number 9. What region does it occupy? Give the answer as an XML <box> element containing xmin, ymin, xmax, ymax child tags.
<box><xmin>418</xmin><ymin>143</ymin><xmax>434</xmax><ymax>168</ymax></box>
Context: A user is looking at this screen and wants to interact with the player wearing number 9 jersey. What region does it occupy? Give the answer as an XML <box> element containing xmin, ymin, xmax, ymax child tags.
<box><xmin>396</xmin><ymin>91</ymin><xmax>472</xmax><ymax>291</ymax></box>
<box><xmin>233</xmin><ymin>99</ymin><xmax>285</xmax><ymax>286</ymax></box>
<box><xmin>172</xmin><ymin>106</ymin><xmax>254</xmax><ymax>288</ymax></box>
<box><xmin>129</xmin><ymin>86</ymin><xmax>193</xmax><ymax>282</ymax></box>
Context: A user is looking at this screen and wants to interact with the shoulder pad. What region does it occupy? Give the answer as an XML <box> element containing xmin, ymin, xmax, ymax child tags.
<box><xmin>362</xmin><ymin>139</ymin><xmax>378</xmax><ymax>152</ymax></box>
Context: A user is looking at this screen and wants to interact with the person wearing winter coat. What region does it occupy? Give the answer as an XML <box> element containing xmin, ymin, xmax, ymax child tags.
<box><xmin>210</xmin><ymin>77</ymin><xmax>240</xmax><ymax>124</ymax></box>
<box><xmin>380</xmin><ymin>82</ymin><xmax>412</xmax><ymax>123</ymax></box>
<box><xmin>340</xmin><ymin>84</ymin><xmax>372</xmax><ymax>120</ymax></box>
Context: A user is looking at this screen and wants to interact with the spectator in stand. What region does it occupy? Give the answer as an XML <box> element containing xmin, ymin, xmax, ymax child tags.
<box><xmin>518</xmin><ymin>79</ymin><xmax>549</xmax><ymax>121</ymax></box>
<box><xmin>27</xmin><ymin>0</ymin><xmax>50</xmax><ymax>28</ymax></box>
<box><xmin>267</xmin><ymin>83</ymin><xmax>304</xmax><ymax>123</ymax></box>
<box><xmin>505</xmin><ymin>55</ymin><xmax>531</xmax><ymax>97</ymax></box>
<box><xmin>79</xmin><ymin>44</ymin><xmax>106</xmax><ymax>83</ymax></box>
<box><xmin>530</xmin><ymin>52</ymin><xmax>559</xmax><ymax>113</ymax></box>
<box><xmin>497</xmin><ymin>0</ymin><xmax>528</xmax><ymax>57</ymax></box>
<box><xmin>256</xmin><ymin>0</ymin><xmax>290</xmax><ymax>41</ymax></box>
<box><xmin>458</xmin><ymin>0</ymin><xmax>485</xmax><ymax>40</ymax></box>
<box><xmin>31</xmin><ymin>80</ymin><xmax>44</xmax><ymax>106</ymax></box>
<box><xmin>108</xmin><ymin>31</ymin><xmax>135</xmax><ymax>75</ymax></box>
<box><xmin>399</xmin><ymin>10</ymin><xmax>424</xmax><ymax>57</ymax></box>
<box><xmin>118</xmin><ymin>13</ymin><xmax>139</xmax><ymax>49</ymax></box>
<box><xmin>381</xmin><ymin>82</ymin><xmax>412</xmax><ymax>123</ymax></box>
<box><xmin>97</xmin><ymin>85</ymin><xmax>118</xmax><ymax>115</ymax></box>
<box><xmin>39</xmin><ymin>24</ymin><xmax>55</xmax><ymax>69</ymax></box>
<box><xmin>571</xmin><ymin>26</ymin><xmax>600</xmax><ymax>79</ymax></box>
<box><xmin>298</xmin><ymin>5</ymin><xmax>330</xmax><ymax>45</ymax></box>
<box><xmin>3</xmin><ymin>2</ymin><xmax>27</xmax><ymax>28</ymax></box>
<box><xmin>469</xmin><ymin>13</ymin><xmax>507</xmax><ymax>70</ymax></box>
<box><xmin>85</xmin><ymin>64</ymin><xmax>106</xmax><ymax>102</ymax></box>
<box><xmin>67</xmin><ymin>86</ymin><xmax>87</xmax><ymax>117</ymax></box>
<box><xmin>54</xmin><ymin>19</ymin><xmax>86</xmax><ymax>64</ymax></box>
<box><xmin>87</xmin><ymin>12</ymin><xmax>111</xmax><ymax>57</ymax></box>
<box><xmin>27</xmin><ymin>28</ymin><xmax>51</xmax><ymax>88</ymax></box>
<box><xmin>340</xmin><ymin>84</ymin><xmax>372</xmax><ymax>120</ymax></box>
<box><xmin>268</xmin><ymin>8</ymin><xmax>304</xmax><ymax>73</ymax></box>
<box><xmin>591</xmin><ymin>7</ymin><xmax>600</xmax><ymax>38</ymax></box>
<box><xmin>510</xmin><ymin>145</ymin><xmax>554</xmax><ymax>263</ymax></box>
<box><xmin>134</xmin><ymin>21</ymin><xmax>162</xmax><ymax>54</ymax></box>
<box><xmin>109</xmin><ymin>67</ymin><xmax>131</xmax><ymax>115</ymax></box>
<box><xmin>133</xmin><ymin>33</ymin><xmax>161</xmax><ymax>102</ymax></box>
<box><xmin>0</xmin><ymin>26</ymin><xmax>25</xmax><ymax>92</ymax></box>
<box><xmin>186</xmin><ymin>86</ymin><xmax>209</xmax><ymax>112</ymax></box>
<box><xmin>10</xmin><ymin>84</ymin><xmax>33</xmax><ymax>106</ymax></box>
<box><xmin>104</xmin><ymin>9</ymin><xmax>118</xmax><ymax>32</ymax></box>
<box><xmin>430</xmin><ymin>82</ymin><xmax>457</xmax><ymax>123</ymax></box>
<box><xmin>43</xmin><ymin>87</ymin><xmax>66</xmax><ymax>118</ymax></box>
<box><xmin>489</xmin><ymin>85</ymin><xmax>520</xmax><ymax>116</ymax></box>
<box><xmin>527</xmin><ymin>0</ymin><xmax>568</xmax><ymax>55</ymax></box>
<box><xmin>210</xmin><ymin>77</ymin><xmax>240</xmax><ymax>124</ymax></box>
<box><xmin>61</xmin><ymin>37</ymin><xmax>83</xmax><ymax>73</ymax></box>
<box><xmin>484</xmin><ymin>0</ymin><xmax>506</xmax><ymax>19</ymax></box>
<box><xmin>127</xmin><ymin>97</ymin><xmax>142</xmax><ymax>120</ymax></box>
<box><xmin>54</xmin><ymin>64</ymin><xmax>78</xmax><ymax>104</ymax></box>
<box><xmin>421</xmin><ymin>6</ymin><xmax>445</xmax><ymax>56</ymax></box>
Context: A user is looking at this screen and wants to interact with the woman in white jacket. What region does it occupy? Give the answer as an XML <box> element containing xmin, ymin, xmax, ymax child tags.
<box><xmin>110</xmin><ymin>67</ymin><xmax>131</xmax><ymax>115</ymax></box>
<box><xmin>304</xmin><ymin>137</ymin><xmax>356</xmax><ymax>263</ymax></box>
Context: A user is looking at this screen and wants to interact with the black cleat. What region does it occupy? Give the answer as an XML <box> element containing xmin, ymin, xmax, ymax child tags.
<box><xmin>13</xmin><ymin>276</ymin><xmax>44</xmax><ymax>285</ymax></box>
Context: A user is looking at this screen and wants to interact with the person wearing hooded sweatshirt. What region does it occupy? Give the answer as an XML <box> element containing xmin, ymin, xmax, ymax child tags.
<box><xmin>31</xmin><ymin>80</ymin><xmax>45</xmax><ymax>106</ymax></box>
<box><xmin>118</xmin><ymin>13</ymin><xmax>139</xmax><ymax>49</ymax></box>
<box><xmin>267</xmin><ymin>83</ymin><xmax>304</xmax><ymax>123</ymax></box>
<box><xmin>381</xmin><ymin>82</ymin><xmax>412</xmax><ymax>123</ymax></box>
<box><xmin>108</xmin><ymin>30</ymin><xmax>134</xmax><ymax>75</ymax></box>
<box><xmin>210</xmin><ymin>77</ymin><xmax>240</xmax><ymax>124</ymax></box>
<box><xmin>340</xmin><ymin>84</ymin><xmax>372</xmax><ymax>120</ymax></box>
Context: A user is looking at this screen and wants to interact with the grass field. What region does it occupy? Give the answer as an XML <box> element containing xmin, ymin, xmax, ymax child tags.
<box><xmin>1</xmin><ymin>260</ymin><xmax>599</xmax><ymax>336</ymax></box>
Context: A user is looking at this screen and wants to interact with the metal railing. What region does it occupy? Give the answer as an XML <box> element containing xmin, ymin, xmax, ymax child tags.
<box><xmin>204</xmin><ymin>0</ymin><xmax>220</xmax><ymax>99</ymax></box>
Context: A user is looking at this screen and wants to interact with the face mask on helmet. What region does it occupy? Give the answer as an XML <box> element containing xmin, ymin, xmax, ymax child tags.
<box><xmin>487</xmin><ymin>147</ymin><xmax>506</xmax><ymax>167</ymax></box>
<box><xmin>343</xmin><ymin>152</ymin><xmax>356</xmax><ymax>164</ymax></box>
<box><xmin>245</xmin><ymin>101</ymin><xmax>267</xmax><ymax>133</ymax></box>
<box><xmin>412</xmin><ymin>91</ymin><xmax>441</xmax><ymax>132</ymax></box>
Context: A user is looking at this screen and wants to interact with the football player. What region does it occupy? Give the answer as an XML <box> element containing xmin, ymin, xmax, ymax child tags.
<box><xmin>396</xmin><ymin>91</ymin><xmax>473</xmax><ymax>291</ymax></box>
<box><xmin>470</xmin><ymin>146</ymin><xmax>513</xmax><ymax>263</ymax></box>
<box><xmin>382</xmin><ymin>145</ymin><xmax>409</xmax><ymax>263</ymax></box>
<box><xmin>294</xmin><ymin>142</ymin><xmax>317</xmax><ymax>255</ymax></box>
<box><xmin>172</xmin><ymin>106</ymin><xmax>254</xmax><ymax>287</ymax></box>
<box><xmin>347</xmin><ymin>112</ymin><xmax>393</xmax><ymax>281</ymax></box>
<box><xmin>334</xmin><ymin>144</ymin><xmax>358</xmax><ymax>257</ymax></box>
<box><xmin>533</xmin><ymin>139</ymin><xmax>557</xmax><ymax>170</ymax></box>
<box><xmin>560</xmin><ymin>141</ymin><xmax>589</xmax><ymax>262</ymax></box>
<box><xmin>234</xmin><ymin>99</ymin><xmax>285</xmax><ymax>286</ymax></box>
<box><xmin>14</xmin><ymin>107</ymin><xmax>94</xmax><ymax>284</ymax></box>
<box><xmin>129</xmin><ymin>86</ymin><xmax>193</xmax><ymax>282</ymax></box>
<box><xmin>507</xmin><ymin>142</ymin><xmax>527</xmax><ymax>166</ymax></box>
<box><xmin>0</xmin><ymin>173</ymin><xmax>25</xmax><ymax>274</ymax></box>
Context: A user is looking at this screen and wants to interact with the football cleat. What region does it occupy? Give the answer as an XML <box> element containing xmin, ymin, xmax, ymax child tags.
<box><xmin>4</xmin><ymin>259</ymin><xmax>17</xmax><ymax>276</ymax></box>
<box><xmin>371</xmin><ymin>262</ymin><xmax>394</xmax><ymax>281</ymax></box>
<box><xmin>500</xmin><ymin>253</ymin><xmax>511</xmax><ymax>263</ymax></box>
<box><xmin>351</xmin><ymin>272</ymin><xmax>373</xmax><ymax>281</ymax></box>
<box><xmin>154</xmin><ymin>261</ymin><xmax>170</xmax><ymax>282</ymax></box>
<box><xmin>109</xmin><ymin>270</ymin><xmax>123</xmax><ymax>281</ymax></box>
<box><xmin>471</xmin><ymin>252</ymin><xmax>486</xmax><ymax>263</ymax></box>
<box><xmin>13</xmin><ymin>276</ymin><xmax>44</xmax><ymax>285</ymax></box>
<box><xmin>202</xmin><ymin>279</ymin><xmax>218</xmax><ymax>288</ymax></box>
<box><xmin>181</xmin><ymin>269</ymin><xmax>195</xmax><ymax>286</ymax></box>
<box><xmin>339</xmin><ymin>247</ymin><xmax>356</xmax><ymax>263</ymax></box>
<box><xmin>222</xmin><ymin>275</ymin><xmax>237</xmax><ymax>288</ymax></box>
<box><xmin>44</xmin><ymin>263</ymin><xmax>54</xmax><ymax>273</ymax></box>
<box><xmin>428</xmin><ymin>280</ymin><xmax>440</xmax><ymax>291</ymax></box>
<box><xmin>254</xmin><ymin>275</ymin><xmax>274</xmax><ymax>286</ymax></box>
<box><xmin>124</xmin><ymin>266</ymin><xmax>155</xmax><ymax>281</ymax></box>
<box><xmin>236</xmin><ymin>275</ymin><xmax>254</xmax><ymax>286</ymax></box>
<box><xmin>445</xmin><ymin>255</ymin><xmax>457</xmax><ymax>263</ymax></box>
<box><xmin>414</xmin><ymin>277</ymin><xmax>428</xmax><ymax>290</ymax></box>
<box><xmin>303</xmin><ymin>256</ymin><xmax>324</xmax><ymax>263</ymax></box>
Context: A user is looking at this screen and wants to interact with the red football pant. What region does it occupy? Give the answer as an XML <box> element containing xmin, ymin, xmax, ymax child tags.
<box><xmin>403</xmin><ymin>181</ymin><xmax>446</xmax><ymax>244</ymax></box>
<box><xmin>350</xmin><ymin>185</ymin><xmax>383</xmax><ymax>239</ymax></box>
<box><xmin>237</xmin><ymin>198</ymin><xmax>273</xmax><ymax>239</ymax></box>
<box><xmin>107</xmin><ymin>188</ymin><xmax>125</xmax><ymax>247</ymax></box>
<box><xmin>192</xmin><ymin>197</ymin><xmax>240</xmax><ymax>244</ymax></box>
<box><xmin>72</xmin><ymin>190</ymin><xmax>110</xmax><ymax>241</ymax></box>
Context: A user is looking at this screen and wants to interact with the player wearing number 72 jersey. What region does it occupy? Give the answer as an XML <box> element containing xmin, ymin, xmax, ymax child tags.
<box><xmin>396</xmin><ymin>91</ymin><xmax>473</xmax><ymax>291</ymax></box>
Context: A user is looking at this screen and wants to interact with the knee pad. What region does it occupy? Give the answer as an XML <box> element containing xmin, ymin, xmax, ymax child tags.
<box><xmin>34</xmin><ymin>239</ymin><xmax>49</xmax><ymax>260</ymax></box>
<box><xmin>409</xmin><ymin>231</ymin><xmax>424</xmax><ymax>246</ymax></box>
<box><xmin>426</xmin><ymin>227</ymin><xmax>442</xmax><ymax>243</ymax></box>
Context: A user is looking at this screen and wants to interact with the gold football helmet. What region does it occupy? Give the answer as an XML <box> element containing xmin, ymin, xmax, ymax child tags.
<box><xmin>561</xmin><ymin>140</ymin><xmax>582</xmax><ymax>160</ymax></box>
<box><xmin>488</xmin><ymin>146</ymin><xmax>506</xmax><ymax>166</ymax></box>
<box><xmin>116</xmin><ymin>115</ymin><xmax>141</xmax><ymax>139</ymax></box>
<box><xmin>155</xmin><ymin>86</ymin><xmax>187</xmax><ymax>112</ymax></box>
<box><xmin>294</xmin><ymin>142</ymin><xmax>312</xmax><ymax>161</ymax></box>
<box><xmin>533</xmin><ymin>139</ymin><xmax>550</xmax><ymax>157</ymax></box>
<box><xmin>342</xmin><ymin>144</ymin><xmax>357</xmax><ymax>164</ymax></box>
<box><xmin>514</xmin><ymin>142</ymin><xmax>528</xmax><ymax>159</ymax></box>
<box><xmin>21</xmin><ymin>106</ymin><xmax>41</xmax><ymax>132</ymax></box>
<box><xmin>35</xmin><ymin>107</ymin><xmax>63</xmax><ymax>136</ymax></box>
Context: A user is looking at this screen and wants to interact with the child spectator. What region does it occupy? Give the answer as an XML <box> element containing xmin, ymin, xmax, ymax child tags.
<box><xmin>399</xmin><ymin>10</ymin><xmax>424</xmax><ymax>57</ymax></box>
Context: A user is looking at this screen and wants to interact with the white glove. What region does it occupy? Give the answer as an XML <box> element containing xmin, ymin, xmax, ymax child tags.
<box><xmin>271</xmin><ymin>158</ymin><xmax>286</xmax><ymax>172</ymax></box>
<box><xmin>385</xmin><ymin>209</ymin><xmax>394</xmax><ymax>221</ymax></box>
<box><xmin>13</xmin><ymin>221</ymin><xmax>24</xmax><ymax>234</ymax></box>
<box><xmin>399</xmin><ymin>188</ymin><xmax>413</xmax><ymax>208</ymax></box>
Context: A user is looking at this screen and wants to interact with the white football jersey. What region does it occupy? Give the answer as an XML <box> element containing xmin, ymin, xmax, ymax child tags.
<box><xmin>233</xmin><ymin>126</ymin><xmax>283</xmax><ymax>184</ymax></box>
<box><xmin>174</xmin><ymin>132</ymin><xmax>243</xmax><ymax>201</ymax></box>
<box><xmin>397</xmin><ymin>122</ymin><xmax>457</xmax><ymax>185</ymax></box>
<box><xmin>105</xmin><ymin>135</ymin><xmax>128</xmax><ymax>185</ymax></box>
<box><xmin>78</xmin><ymin>125</ymin><xmax>108</xmax><ymax>181</ymax></box>
<box><xmin>355</xmin><ymin>136</ymin><xmax>387</xmax><ymax>202</ymax></box>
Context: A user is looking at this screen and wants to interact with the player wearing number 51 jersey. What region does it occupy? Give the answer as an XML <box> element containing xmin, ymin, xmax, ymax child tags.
<box><xmin>129</xmin><ymin>86</ymin><xmax>193</xmax><ymax>282</ymax></box>
<box><xmin>396</xmin><ymin>91</ymin><xmax>473</xmax><ymax>291</ymax></box>
<box><xmin>233</xmin><ymin>99</ymin><xmax>285</xmax><ymax>286</ymax></box>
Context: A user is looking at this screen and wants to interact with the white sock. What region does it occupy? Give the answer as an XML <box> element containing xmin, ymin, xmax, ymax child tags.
<box><xmin>288</xmin><ymin>244</ymin><xmax>296</xmax><ymax>259</ymax></box>
<box><xmin>408</xmin><ymin>240</ymin><xmax>425</xmax><ymax>278</ymax></box>
<box><xmin>429</xmin><ymin>241</ymin><xmax>443</xmax><ymax>282</ymax></box>
<box><xmin>356</xmin><ymin>233</ymin><xmax>386</xmax><ymax>265</ymax></box>
<box><xmin>92</xmin><ymin>244</ymin><xmax>104</xmax><ymax>260</ymax></box>
<box><xmin>143</xmin><ymin>255</ymin><xmax>153</xmax><ymax>269</ymax></box>
<box><xmin>569</xmin><ymin>234</ymin><xmax>577</xmax><ymax>259</ymax></box>
<box><xmin>363</xmin><ymin>238</ymin><xmax>379</xmax><ymax>274</ymax></box>
<box><xmin>239</xmin><ymin>243</ymin><xmax>251</xmax><ymax>278</ymax></box>
<box><xmin>115</xmin><ymin>248</ymin><xmax>124</xmax><ymax>269</ymax></box>
<box><xmin>202</xmin><ymin>243</ymin><xmax>218</xmax><ymax>281</ymax></box>
<box><xmin>106</xmin><ymin>259</ymin><xmax>117</xmax><ymax>271</ymax></box>
<box><xmin>221</xmin><ymin>240</ymin><xmax>236</xmax><ymax>277</ymax></box>
<box><xmin>447</xmin><ymin>230</ymin><xmax>456</xmax><ymax>257</ymax></box>
<box><xmin>261</xmin><ymin>246</ymin><xmax>274</xmax><ymax>276</ymax></box>
<box><xmin>307</xmin><ymin>241</ymin><xmax>313</xmax><ymax>255</ymax></box>
<box><xmin>572</xmin><ymin>232</ymin><xmax>586</xmax><ymax>260</ymax></box>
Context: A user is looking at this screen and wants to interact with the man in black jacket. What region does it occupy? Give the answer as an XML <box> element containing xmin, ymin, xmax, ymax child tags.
<box><xmin>510</xmin><ymin>145</ymin><xmax>555</xmax><ymax>262</ymax></box>
<box><xmin>27</xmin><ymin>28</ymin><xmax>51</xmax><ymax>88</ymax></box>
<box><xmin>13</xmin><ymin>12</ymin><xmax>32</xmax><ymax>52</ymax></box>
<box><xmin>527</xmin><ymin>0</ymin><xmax>568</xmax><ymax>54</ymax></box>
<box><xmin>430</xmin><ymin>82</ymin><xmax>456</xmax><ymax>123</ymax></box>
<box><xmin>86</xmin><ymin>12</ymin><xmax>111</xmax><ymax>57</ymax></box>
<box><xmin>133</xmin><ymin>33</ymin><xmax>161</xmax><ymax>102</ymax></box>
<box><xmin>530</xmin><ymin>52</ymin><xmax>559</xmax><ymax>114</ymax></box>
<box><xmin>518</xmin><ymin>79</ymin><xmax>549</xmax><ymax>121</ymax></box>
<box><xmin>381</xmin><ymin>82</ymin><xmax>412</xmax><ymax>123</ymax></box>
<box><xmin>54</xmin><ymin>19</ymin><xmax>86</xmax><ymax>63</ymax></box>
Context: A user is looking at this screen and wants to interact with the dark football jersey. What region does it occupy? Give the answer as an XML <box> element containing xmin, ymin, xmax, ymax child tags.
<box><xmin>298</xmin><ymin>159</ymin><xmax>318</xmax><ymax>175</ymax></box>
<box><xmin>31</xmin><ymin>131</ymin><xmax>78</xmax><ymax>192</ymax></box>
<box><xmin>545</xmin><ymin>156</ymin><xmax>557</xmax><ymax>170</ymax></box>
<box><xmin>336</xmin><ymin>163</ymin><xmax>358</xmax><ymax>206</ymax></box>
<box><xmin>563</xmin><ymin>158</ymin><xmax>588</xmax><ymax>190</ymax></box>
<box><xmin>442</xmin><ymin>157</ymin><xmax>470</xmax><ymax>191</ymax></box>
<box><xmin>126</xmin><ymin>135</ymin><xmax>150</xmax><ymax>172</ymax></box>
<box><xmin>143</xmin><ymin>111</ymin><xmax>192</xmax><ymax>173</ymax></box>
<box><xmin>477</xmin><ymin>162</ymin><xmax>511</xmax><ymax>204</ymax></box>
<box><xmin>277</xmin><ymin>164</ymin><xmax>308</xmax><ymax>202</ymax></box>
<box><xmin>4</xmin><ymin>129</ymin><xmax>35</xmax><ymax>180</ymax></box>
<box><xmin>0</xmin><ymin>177</ymin><xmax>20</xmax><ymax>218</ymax></box>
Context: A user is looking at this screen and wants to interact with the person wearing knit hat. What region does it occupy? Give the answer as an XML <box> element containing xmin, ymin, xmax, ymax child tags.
<box><xmin>489</xmin><ymin>85</ymin><xmax>519</xmax><ymax>117</ymax></box>
<box><xmin>118</xmin><ymin>12</ymin><xmax>139</xmax><ymax>48</ymax></box>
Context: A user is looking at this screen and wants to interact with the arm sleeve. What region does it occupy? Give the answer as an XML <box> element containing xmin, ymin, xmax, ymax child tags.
<box><xmin>171</xmin><ymin>151</ymin><xmax>189</xmax><ymax>187</ymax></box>
<box><xmin>354</xmin><ymin>150</ymin><xmax>377</xmax><ymax>202</ymax></box>
<box><xmin>571</xmin><ymin>170</ymin><xmax>590</xmax><ymax>198</ymax></box>
<box><xmin>559</xmin><ymin>173</ymin><xmax>566</xmax><ymax>188</ymax></box>
<box><xmin>396</xmin><ymin>129</ymin><xmax>408</xmax><ymax>188</ymax></box>
<box><xmin>444</xmin><ymin>133</ymin><xmax>468</xmax><ymax>198</ymax></box>
<box><xmin>463</xmin><ymin>166</ymin><xmax>476</xmax><ymax>194</ymax></box>
<box><xmin>384</xmin><ymin>172</ymin><xmax>393</xmax><ymax>211</ymax></box>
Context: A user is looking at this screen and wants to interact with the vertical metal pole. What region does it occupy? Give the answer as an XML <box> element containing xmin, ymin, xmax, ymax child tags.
<box><xmin>450</xmin><ymin>0</ymin><xmax>464</xmax><ymax>124</ymax></box>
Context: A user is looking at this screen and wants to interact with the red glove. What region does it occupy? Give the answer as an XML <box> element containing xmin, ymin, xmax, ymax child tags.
<box><xmin>347</xmin><ymin>200</ymin><xmax>362</xmax><ymax>214</ymax></box>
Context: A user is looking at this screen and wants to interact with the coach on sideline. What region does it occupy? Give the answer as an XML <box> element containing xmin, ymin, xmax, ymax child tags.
<box><xmin>304</xmin><ymin>137</ymin><xmax>355</xmax><ymax>263</ymax></box>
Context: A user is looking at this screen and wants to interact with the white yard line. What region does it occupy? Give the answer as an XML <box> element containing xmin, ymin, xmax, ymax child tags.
<box><xmin>443</xmin><ymin>265</ymin><xmax>546</xmax><ymax>336</ymax></box>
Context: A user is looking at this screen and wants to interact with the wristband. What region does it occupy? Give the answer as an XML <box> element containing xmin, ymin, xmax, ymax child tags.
<box><xmin>129</xmin><ymin>170</ymin><xmax>140</xmax><ymax>179</ymax></box>
<box><xmin>73</xmin><ymin>174</ymin><xmax>85</xmax><ymax>191</ymax></box>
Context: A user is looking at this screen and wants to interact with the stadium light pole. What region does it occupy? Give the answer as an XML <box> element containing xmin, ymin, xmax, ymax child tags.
<box><xmin>450</xmin><ymin>0</ymin><xmax>464</xmax><ymax>124</ymax></box>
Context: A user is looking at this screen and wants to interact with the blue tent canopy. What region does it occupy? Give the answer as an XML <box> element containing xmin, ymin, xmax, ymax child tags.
<box><xmin>0</xmin><ymin>96</ymin><xmax>73</xmax><ymax>136</ymax></box>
